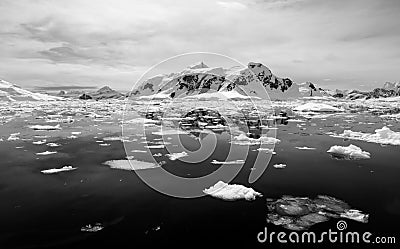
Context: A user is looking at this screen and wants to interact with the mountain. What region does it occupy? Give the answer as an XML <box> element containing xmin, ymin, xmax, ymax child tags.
<box><xmin>130</xmin><ymin>62</ymin><xmax>323</xmax><ymax>100</ymax></box>
<box><xmin>337</xmin><ymin>81</ymin><xmax>400</xmax><ymax>100</ymax></box>
<box><xmin>91</xmin><ymin>86</ymin><xmax>124</xmax><ymax>100</ymax></box>
<box><xmin>52</xmin><ymin>86</ymin><xmax>124</xmax><ymax>100</ymax></box>
<box><xmin>0</xmin><ymin>79</ymin><xmax>62</xmax><ymax>101</ymax></box>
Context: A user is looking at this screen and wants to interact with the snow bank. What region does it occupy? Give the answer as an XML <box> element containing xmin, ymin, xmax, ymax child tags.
<box><xmin>327</xmin><ymin>144</ymin><xmax>370</xmax><ymax>159</ymax></box>
<box><xmin>203</xmin><ymin>181</ymin><xmax>262</xmax><ymax>201</ymax></box>
<box><xmin>41</xmin><ymin>166</ymin><xmax>76</xmax><ymax>174</ymax></box>
<box><xmin>334</xmin><ymin>126</ymin><xmax>400</xmax><ymax>146</ymax></box>
<box><xmin>293</xmin><ymin>103</ymin><xmax>342</xmax><ymax>112</ymax></box>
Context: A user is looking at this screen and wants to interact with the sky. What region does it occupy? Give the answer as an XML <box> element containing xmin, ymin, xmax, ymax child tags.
<box><xmin>0</xmin><ymin>0</ymin><xmax>399</xmax><ymax>91</ymax></box>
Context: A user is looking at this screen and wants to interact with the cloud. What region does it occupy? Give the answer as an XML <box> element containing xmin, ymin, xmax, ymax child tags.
<box><xmin>0</xmin><ymin>0</ymin><xmax>399</xmax><ymax>90</ymax></box>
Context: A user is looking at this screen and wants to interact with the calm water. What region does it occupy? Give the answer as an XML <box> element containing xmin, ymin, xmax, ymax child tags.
<box><xmin>1</xmin><ymin>108</ymin><xmax>400</xmax><ymax>248</ymax></box>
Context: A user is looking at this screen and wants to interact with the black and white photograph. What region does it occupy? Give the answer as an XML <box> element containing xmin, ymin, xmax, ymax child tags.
<box><xmin>0</xmin><ymin>0</ymin><xmax>399</xmax><ymax>248</ymax></box>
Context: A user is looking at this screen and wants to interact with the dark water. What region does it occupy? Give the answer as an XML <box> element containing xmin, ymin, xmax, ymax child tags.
<box><xmin>0</xmin><ymin>111</ymin><xmax>400</xmax><ymax>248</ymax></box>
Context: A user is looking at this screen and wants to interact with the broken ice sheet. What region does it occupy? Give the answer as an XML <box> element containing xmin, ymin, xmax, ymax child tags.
<box><xmin>266</xmin><ymin>195</ymin><xmax>369</xmax><ymax>231</ymax></box>
<box><xmin>41</xmin><ymin>166</ymin><xmax>77</xmax><ymax>174</ymax></box>
<box><xmin>327</xmin><ymin>144</ymin><xmax>371</xmax><ymax>160</ymax></box>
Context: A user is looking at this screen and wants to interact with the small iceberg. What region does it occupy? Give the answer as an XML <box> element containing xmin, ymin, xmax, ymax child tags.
<box><xmin>166</xmin><ymin>151</ymin><xmax>188</xmax><ymax>161</ymax></box>
<box><xmin>81</xmin><ymin>223</ymin><xmax>104</xmax><ymax>232</ymax></box>
<box><xmin>273</xmin><ymin>163</ymin><xmax>287</xmax><ymax>169</ymax></box>
<box><xmin>203</xmin><ymin>181</ymin><xmax>262</xmax><ymax>201</ymax></box>
<box><xmin>33</xmin><ymin>140</ymin><xmax>47</xmax><ymax>145</ymax></box>
<box><xmin>327</xmin><ymin>144</ymin><xmax>371</xmax><ymax>160</ymax></box>
<box><xmin>41</xmin><ymin>166</ymin><xmax>77</xmax><ymax>174</ymax></box>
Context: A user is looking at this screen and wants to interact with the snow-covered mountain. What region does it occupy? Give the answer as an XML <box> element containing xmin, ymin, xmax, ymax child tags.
<box><xmin>0</xmin><ymin>79</ymin><xmax>62</xmax><ymax>101</ymax></box>
<box><xmin>56</xmin><ymin>86</ymin><xmax>124</xmax><ymax>100</ymax></box>
<box><xmin>130</xmin><ymin>62</ymin><xmax>324</xmax><ymax>100</ymax></box>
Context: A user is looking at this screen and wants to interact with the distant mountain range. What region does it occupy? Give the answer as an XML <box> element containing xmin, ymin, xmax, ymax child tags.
<box><xmin>129</xmin><ymin>62</ymin><xmax>326</xmax><ymax>100</ymax></box>
<box><xmin>1</xmin><ymin>63</ymin><xmax>398</xmax><ymax>101</ymax></box>
<box><xmin>0</xmin><ymin>79</ymin><xmax>62</xmax><ymax>101</ymax></box>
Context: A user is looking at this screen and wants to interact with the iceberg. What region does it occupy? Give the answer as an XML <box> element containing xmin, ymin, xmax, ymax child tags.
<box><xmin>327</xmin><ymin>144</ymin><xmax>371</xmax><ymax>159</ymax></box>
<box><xmin>81</xmin><ymin>223</ymin><xmax>104</xmax><ymax>232</ymax></box>
<box><xmin>340</xmin><ymin>209</ymin><xmax>369</xmax><ymax>223</ymax></box>
<box><xmin>203</xmin><ymin>181</ymin><xmax>262</xmax><ymax>201</ymax></box>
<box><xmin>333</xmin><ymin>126</ymin><xmax>400</xmax><ymax>146</ymax></box>
<box><xmin>33</xmin><ymin>140</ymin><xmax>47</xmax><ymax>145</ymax></box>
<box><xmin>166</xmin><ymin>151</ymin><xmax>188</xmax><ymax>161</ymax></box>
<box><xmin>41</xmin><ymin>166</ymin><xmax>77</xmax><ymax>174</ymax></box>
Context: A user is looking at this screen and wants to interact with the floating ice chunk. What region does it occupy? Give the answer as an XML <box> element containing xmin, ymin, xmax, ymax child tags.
<box><xmin>7</xmin><ymin>133</ymin><xmax>20</xmax><ymax>141</ymax></box>
<box><xmin>327</xmin><ymin>144</ymin><xmax>371</xmax><ymax>159</ymax></box>
<box><xmin>153</xmin><ymin>153</ymin><xmax>163</xmax><ymax>157</ymax></box>
<box><xmin>71</xmin><ymin>131</ymin><xmax>81</xmax><ymax>135</ymax></box>
<box><xmin>256</xmin><ymin>147</ymin><xmax>276</xmax><ymax>154</ymax></box>
<box><xmin>295</xmin><ymin>146</ymin><xmax>316</xmax><ymax>150</ymax></box>
<box><xmin>131</xmin><ymin>149</ymin><xmax>147</xmax><ymax>153</ymax></box>
<box><xmin>293</xmin><ymin>103</ymin><xmax>342</xmax><ymax>112</ymax></box>
<box><xmin>211</xmin><ymin>159</ymin><xmax>245</xmax><ymax>165</ymax></box>
<box><xmin>41</xmin><ymin>166</ymin><xmax>77</xmax><ymax>174</ymax></box>
<box><xmin>203</xmin><ymin>181</ymin><xmax>262</xmax><ymax>201</ymax></box>
<box><xmin>144</xmin><ymin>144</ymin><xmax>165</xmax><ymax>149</ymax></box>
<box><xmin>33</xmin><ymin>140</ymin><xmax>47</xmax><ymax>145</ymax></box>
<box><xmin>36</xmin><ymin>151</ymin><xmax>57</xmax><ymax>155</ymax></box>
<box><xmin>99</xmin><ymin>143</ymin><xmax>110</xmax><ymax>146</ymax></box>
<box><xmin>333</xmin><ymin>126</ymin><xmax>400</xmax><ymax>146</ymax></box>
<box><xmin>273</xmin><ymin>164</ymin><xmax>287</xmax><ymax>169</ymax></box>
<box><xmin>231</xmin><ymin>133</ymin><xmax>280</xmax><ymax>146</ymax></box>
<box><xmin>46</xmin><ymin>143</ymin><xmax>61</xmax><ymax>147</ymax></box>
<box><xmin>152</xmin><ymin>130</ymin><xmax>187</xmax><ymax>136</ymax></box>
<box><xmin>166</xmin><ymin>151</ymin><xmax>188</xmax><ymax>160</ymax></box>
<box><xmin>29</xmin><ymin>124</ymin><xmax>61</xmax><ymax>130</ymax></box>
<box><xmin>81</xmin><ymin>223</ymin><xmax>104</xmax><ymax>232</ymax></box>
<box><xmin>103</xmin><ymin>159</ymin><xmax>160</xmax><ymax>171</ymax></box>
<box><xmin>340</xmin><ymin>209</ymin><xmax>369</xmax><ymax>223</ymax></box>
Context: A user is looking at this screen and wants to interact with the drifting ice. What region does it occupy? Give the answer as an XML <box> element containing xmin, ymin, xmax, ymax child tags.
<box><xmin>327</xmin><ymin>144</ymin><xmax>371</xmax><ymax>159</ymax></box>
<box><xmin>41</xmin><ymin>166</ymin><xmax>77</xmax><ymax>174</ymax></box>
<box><xmin>333</xmin><ymin>126</ymin><xmax>400</xmax><ymax>146</ymax></box>
<box><xmin>103</xmin><ymin>159</ymin><xmax>160</xmax><ymax>171</ymax></box>
<box><xmin>203</xmin><ymin>181</ymin><xmax>262</xmax><ymax>201</ymax></box>
<box><xmin>166</xmin><ymin>151</ymin><xmax>188</xmax><ymax>161</ymax></box>
<box><xmin>29</xmin><ymin>124</ymin><xmax>61</xmax><ymax>130</ymax></box>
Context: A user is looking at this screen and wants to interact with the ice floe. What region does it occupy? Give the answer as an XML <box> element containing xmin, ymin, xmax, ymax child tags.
<box><xmin>36</xmin><ymin>151</ymin><xmax>57</xmax><ymax>155</ymax></box>
<box><xmin>29</xmin><ymin>124</ymin><xmax>61</xmax><ymax>130</ymax></box>
<box><xmin>211</xmin><ymin>159</ymin><xmax>245</xmax><ymax>165</ymax></box>
<box><xmin>295</xmin><ymin>146</ymin><xmax>316</xmax><ymax>150</ymax></box>
<box><xmin>33</xmin><ymin>140</ymin><xmax>47</xmax><ymax>145</ymax></box>
<box><xmin>333</xmin><ymin>126</ymin><xmax>400</xmax><ymax>146</ymax></box>
<box><xmin>267</xmin><ymin>195</ymin><xmax>369</xmax><ymax>231</ymax></box>
<box><xmin>7</xmin><ymin>133</ymin><xmax>20</xmax><ymax>141</ymax></box>
<box><xmin>41</xmin><ymin>166</ymin><xmax>77</xmax><ymax>174</ymax></box>
<box><xmin>293</xmin><ymin>102</ymin><xmax>342</xmax><ymax>112</ymax></box>
<box><xmin>327</xmin><ymin>144</ymin><xmax>371</xmax><ymax>159</ymax></box>
<box><xmin>46</xmin><ymin>143</ymin><xmax>61</xmax><ymax>147</ymax></box>
<box><xmin>144</xmin><ymin>144</ymin><xmax>165</xmax><ymax>149</ymax></box>
<box><xmin>273</xmin><ymin>163</ymin><xmax>287</xmax><ymax>169</ymax></box>
<box><xmin>203</xmin><ymin>181</ymin><xmax>262</xmax><ymax>201</ymax></box>
<box><xmin>81</xmin><ymin>223</ymin><xmax>104</xmax><ymax>232</ymax></box>
<box><xmin>166</xmin><ymin>151</ymin><xmax>188</xmax><ymax>160</ymax></box>
<box><xmin>103</xmin><ymin>159</ymin><xmax>160</xmax><ymax>171</ymax></box>
<box><xmin>231</xmin><ymin>133</ymin><xmax>280</xmax><ymax>146</ymax></box>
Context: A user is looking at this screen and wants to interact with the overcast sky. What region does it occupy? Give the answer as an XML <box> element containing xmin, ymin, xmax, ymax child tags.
<box><xmin>0</xmin><ymin>0</ymin><xmax>399</xmax><ymax>91</ymax></box>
